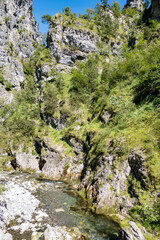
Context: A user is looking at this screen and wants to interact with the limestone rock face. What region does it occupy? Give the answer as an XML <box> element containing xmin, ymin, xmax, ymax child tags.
<box><xmin>128</xmin><ymin>150</ymin><xmax>148</xmax><ymax>188</ymax></box>
<box><xmin>150</xmin><ymin>0</ymin><xmax>160</xmax><ymax>21</ymax></box>
<box><xmin>126</xmin><ymin>0</ymin><xmax>144</xmax><ymax>11</ymax></box>
<box><xmin>0</xmin><ymin>0</ymin><xmax>41</xmax><ymax>88</ymax></box>
<box><xmin>11</xmin><ymin>145</ymin><xmax>40</xmax><ymax>172</ymax></box>
<box><xmin>79</xmin><ymin>152</ymin><xmax>131</xmax><ymax>213</ymax></box>
<box><xmin>39</xmin><ymin>137</ymin><xmax>84</xmax><ymax>180</ymax></box>
<box><xmin>47</xmin><ymin>14</ymin><xmax>100</xmax><ymax>66</ymax></box>
<box><xmin>0</xmin><ymin>85</ymin><xmax>14</xmax><ymax>106</ymax></box>
<box><xmin>118</xmin><ymin>221</ymin><xmax>145</xmax><ymax>240</ymax></box>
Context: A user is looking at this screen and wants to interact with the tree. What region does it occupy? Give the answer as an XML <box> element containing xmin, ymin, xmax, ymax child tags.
<box><xmin>112</xmin><ymin>1</ymin><xmax>121</xmax><ymax>18</ymax></box>
<box><xmin>41</xmin><ymin>14</ymin><xmax>52</xmax><ymax>24</ymax></box>
<box><xmin>63</xmin><ymin>7</ymin><xmax>71</xmax><ymax>16</ymax></box>
<box><xmin>101</xmin><ymin>0</ymin><xmax>110</xmax><ymax>9</ymax></box>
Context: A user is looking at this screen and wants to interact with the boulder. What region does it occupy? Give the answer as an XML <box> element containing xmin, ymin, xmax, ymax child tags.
<box><xmin>44</xmin><ymin>225</ymin><xmax>85</xmax><ymax>240</ymax></box>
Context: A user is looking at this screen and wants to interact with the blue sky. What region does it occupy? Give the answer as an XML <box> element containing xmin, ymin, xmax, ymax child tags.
<box><xmin>33</xmin><ymin>0</ymin><xmax>126</xmax><ymax>35</ymax></box>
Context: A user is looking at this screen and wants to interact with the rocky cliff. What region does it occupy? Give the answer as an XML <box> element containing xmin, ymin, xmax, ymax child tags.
<box><xmin>0</xmin><ymin>0</ymin><xmax>41</xmax><ymax>88</ymax></box>
<box><xmin>0</xmin><ymin>1</ymin><xmax>159</xmax><ymax>239</ymax></box>
<box><xmin>126</xmin><ymin>0</ymin><xmax>144</xmax><ymax>11</ymax></box>
<box><xmin>47</xmin><ymin>14</ymin><xmax>100</xmax><ymax>68</ymax></box>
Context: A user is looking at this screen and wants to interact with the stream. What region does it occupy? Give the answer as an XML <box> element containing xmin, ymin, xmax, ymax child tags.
<box><xmin>0</xmin><ymin>171</ymin><xmax>119</xmax><ymax>240</ymax></box>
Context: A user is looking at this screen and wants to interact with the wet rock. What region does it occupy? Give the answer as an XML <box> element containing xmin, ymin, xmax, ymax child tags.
<box><xmin>44</xmin><ymin>225</ymin><xmax>85</xmax><ymax>240</ymax></box>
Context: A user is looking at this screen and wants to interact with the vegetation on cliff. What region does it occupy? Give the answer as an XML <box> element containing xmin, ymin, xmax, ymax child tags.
<box><xmin>0</xmin><ymin>0</ymin><xmax>160</xmax><ymax>238</ymax></box>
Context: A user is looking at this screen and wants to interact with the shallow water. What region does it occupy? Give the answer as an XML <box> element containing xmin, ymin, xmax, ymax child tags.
<box><xmin>0</xmin><ymin>172</ymin><xmax>119</xmax><ymax>240</ymax></box>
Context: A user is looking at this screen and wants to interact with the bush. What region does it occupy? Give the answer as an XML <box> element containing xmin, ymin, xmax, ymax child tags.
<box><xmin>0</xmin><ymin>74</ymin><xmax>5</xmax><ymax>85</ymax></box>
<box><xmin>112</xmin><ymin>1</ymin><xmax>121</xmax><ymax>18</ymax></box>
<box><xmin>5</xmin><ymin>81</ymin><xmax>12</xmax><ymax>91</ymax></box>
<box><xmin>134</xmin><ymin>64</ymin><xmax>160</xmax><ymax>105</ymax></box>
<box><xmin>42</xmin><ymin>83</ymin><xmax>58</xmax><ymax>116</ymax></box>
<box><xmin>63</xmin><ymin>7</ymin><xmax>71</xmax><ymax>16</ymax></box>
<box><xmin>41</xmin><ymin>14</ymin><xmax>52</xmax><ymax>24</ymax></box>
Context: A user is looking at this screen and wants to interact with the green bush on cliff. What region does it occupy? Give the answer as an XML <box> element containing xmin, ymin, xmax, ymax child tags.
<box><xmin>134</xmin><ymin>63</ymin><xmax>160</xmax><ymax>105</ymax></box>
<box><xmin>69</xmin><ymin>57</ymin><xmax>99</xmax><ymax>106</ymax></box>
<box><xmin>0</xmin><ymin>74</ymin><xmax>4</xmax><ymax>85</ymax></box>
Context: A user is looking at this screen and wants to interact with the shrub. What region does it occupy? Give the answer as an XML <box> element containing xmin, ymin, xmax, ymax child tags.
<box><xmin>63</xmin><ymin>7</ymin><xmax>71</xmax><ymax>16</ymax></box>
<box><xmin>5</xmin><ymin>81</ymin><xmax>12</xmax><ymax>91</ymax></box>
<box><xmin>0</xmin><ymin>74</ymin><xmax>5</xmax><ymax>85</ymax></box>
<box><xmin>41</xmin><ymin>14</ymin><xmax>52</xmax><ymax>24</ymax></box>
<box><xmin>134</xmin><ymin>64</ymin><xmax>160</xmax><ymax>105</ymax></box>
<box><xmin>112</xmin><ymin>1</ymin><xmax>121</xmax><ymax>18</ymax></box>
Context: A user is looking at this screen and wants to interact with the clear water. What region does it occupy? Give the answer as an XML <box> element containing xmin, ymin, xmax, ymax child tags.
<box><xmin>0</xmin><ymin>172</ymin><xmax>119</xmax><ymax>240</ymax></box>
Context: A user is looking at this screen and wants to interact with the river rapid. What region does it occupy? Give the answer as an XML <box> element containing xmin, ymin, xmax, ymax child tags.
<box><xmin>0</xmin><ymin>171</ymin><xmax>119</xmax><ymax>240</ymax></box>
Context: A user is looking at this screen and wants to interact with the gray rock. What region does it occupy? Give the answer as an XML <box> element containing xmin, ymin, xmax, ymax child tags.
<box><xmin>0</xmin><ymin>85</ymin><xmax>14</xmax><ymax>106</ymax></box>
<box><xmin>41</xmin><ymin>147</ymin><xmax>66</xmax><ymax>179</ymax></box>
<box><xmin>101</xmin><ymin>111</ymin><xmax>112</xmax><ymax>124</ymax></box>
<box><xmin>0</xmin><ymin>0</ymin><xmax>42</xmax><ymax>88</ymax></box>
<box><xmin>44</xmin><ymin>225</ymin><xmax>85</xmax><ymax>240</ymax></box>
<box><xmin>118</xmin><ymin>228</ymin><xmax>134</xmax><ymax>240</ymax></box>
<box><xmin>48</xmin><ymin>14</ymin><xmax>100</xmax><ymax>66</ymax></box>
<box><xmin>128</xmin><ymin>150</ymin><xmax>148</xmax><ymax>188</ymax></box>
<box><xmin>11</xmin><ymin>145</ymin><xmax>39</xmax><ymax>172</ymax></box>
<box><xmin>126</xmin><ymin>0</ymin><xmax>144</xmax><ymax>11</ymax></box>
<box><xmin>118</xmin><ymin>222</ymin><xmax>145</xmax><ymax>240</ymax></box>
<box><xmin>79</xmin><ymin>152</ymin><xmax>131</xmax><ymax>213</ymax></box>
<box><xmin>129</xmin><ymin>221</ymin><xmax>145</xmax><ymax>240</ymax></box>
<box><xmin>40</xmin><ymin>137</ymin><xmax>83</xmax><ymax>180</ymax></box>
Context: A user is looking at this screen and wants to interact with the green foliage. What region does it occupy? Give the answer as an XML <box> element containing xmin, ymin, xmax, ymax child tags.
<box><xmin>95</xmin><ymin>12</ymin><xmax>119</xmax><ymax>40</ymax></box>
<box><xmin>0</xmin><ymin>74</ymin><xmax>5</xmax><ymax>85</ymax></box>
<box><xmin>69</xmin><ymin>57</ymin><xmax>99</xmax><ymax>105</ymax></box>
<box><xmin>134</xmin><ymin>63</ymin><xmax>160</xmax><ymax>105</ymax></box>
<box><xmin>130</xmin><ymin>197</ymin><xmax>160</xmax><ymax>228</ymax></box>
<box><xmin>42</xmin><ymin>82</ymin><xmax>58</xmax><ymax>116</ymax></box>
<box><xmin>41</xmin><ymin>14</ymin><xmax>52</xmax><ymax>24</ymax></box>
<box><xmin>100</xmin><ymin>0</ymin><xmax>110</xmax><ymax>9</ymax></box>
<box><xmin>5</xmin><ymin>81</ymin><xmax>12</xmax><ymax>91</ymax></box>
<box><xmin>5</xmin><ymin>16</ymin><xmax>10</xmax><ymax>24</ymax></box>
<box><xmin>122</xmin><ymin>7</ymin><xmax>138</xmax><ymax>18</ymax></box>
<box><xmin>63</xmin><ymin>7</ymin><xmax>71</xmax><ymax>16</ymax></box>
<box><xmin>0</xmin><ymin>185</ymin><xmax>6</xmax><ymax>194</ymax></box>
<box><xmin>79</xmin><ymin>8</ymin><xmax>95</xmax><ymax>20</ymax></box>
<box><xmin>112</xmin><ymin>1</ymin><xmax>121</xmax><ymax>18</ymax></box>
